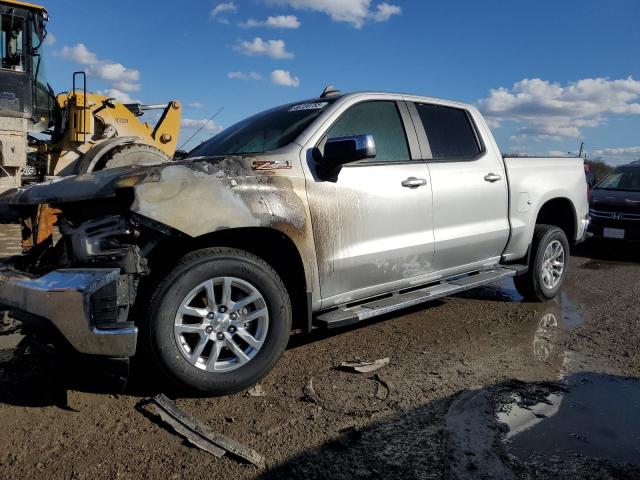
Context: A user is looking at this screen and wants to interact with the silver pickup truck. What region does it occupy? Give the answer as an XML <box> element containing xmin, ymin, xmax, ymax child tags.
<box><xmin>0</xmin><ymin>89</ymin><xmax>589</xmax><ymax>394</ymax></box>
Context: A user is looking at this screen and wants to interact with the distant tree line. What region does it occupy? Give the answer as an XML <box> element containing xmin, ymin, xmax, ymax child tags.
<box><xmin>585</xmin><ymin>158</ymin><xmax>614</xmax><ymax>182</ymax></box>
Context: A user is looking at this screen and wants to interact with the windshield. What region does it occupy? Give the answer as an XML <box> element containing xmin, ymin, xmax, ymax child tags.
<box><xmin>596</xmin><ymin>167</ymin><xmax>640</xmax><ymax>192</ymax></box>
<box><xmin>187</xmin><ymin>99</ymin><xmax>335</xmax><ymax>158</ymax></box>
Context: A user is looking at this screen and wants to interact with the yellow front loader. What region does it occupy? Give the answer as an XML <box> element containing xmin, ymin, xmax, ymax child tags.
<box><xmin>0</xmin><ymin>1</ymin><xmax>181</xmax><ymax>191</ymax></box>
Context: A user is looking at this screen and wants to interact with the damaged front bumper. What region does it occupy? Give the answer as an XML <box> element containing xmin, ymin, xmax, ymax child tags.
<box><xmin>0</xmin><ymin>266</ymin><xmax>137</xmax><ymax>357</ymax></box>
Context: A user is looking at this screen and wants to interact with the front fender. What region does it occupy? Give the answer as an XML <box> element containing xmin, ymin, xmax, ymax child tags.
<box><xmin>129</xmin><ymin>161</ymin><xmax>317</xmax><ymax>293</ymax></box>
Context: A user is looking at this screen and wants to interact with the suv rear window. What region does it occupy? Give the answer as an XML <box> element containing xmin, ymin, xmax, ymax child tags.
<box><xmin>415</xmin><ymin>103</ymin><xmax>481</xmax><ymax>160</ymax></box>
<box><xmin>596</xmin><ymin>167</ymin><xmax>640</xmax><ymax>192</ymax></box>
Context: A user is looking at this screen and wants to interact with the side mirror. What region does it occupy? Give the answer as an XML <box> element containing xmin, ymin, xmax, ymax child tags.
<box><xmin>314</xmin><ymin>134</ymin><xmax>376</xmax><ymax>181</ymax></box>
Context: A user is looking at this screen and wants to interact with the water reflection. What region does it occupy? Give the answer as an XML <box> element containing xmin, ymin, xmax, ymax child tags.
<box><xmin>498</xmin><ymin>373</ymin><xmax>640</xmax><ymax>465</ymax></box>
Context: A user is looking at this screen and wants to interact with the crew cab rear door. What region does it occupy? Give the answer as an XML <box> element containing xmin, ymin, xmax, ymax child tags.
<box><xmin>305</xmin><ymin>99</ymin><xmax>435</xmax><ymax>307</ymax></box>
<box><xmin>408</xmin><ymin>101</ymin><xmax>510</xmax><ymax>274</ymax></box>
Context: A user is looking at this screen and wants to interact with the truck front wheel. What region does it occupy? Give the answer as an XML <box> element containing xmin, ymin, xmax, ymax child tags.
<box><xmin>148</xmin><ymin>247</ymin><xmax>291</xmax><ymax>394</ymax></box>
<box><xmin>514</xmin><ymin>225</ymin><xmax>569</xmax><ymax>302</ymax></box>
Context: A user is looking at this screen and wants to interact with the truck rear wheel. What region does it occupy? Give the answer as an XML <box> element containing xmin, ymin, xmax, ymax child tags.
<box><xmin>514</xmin><ymin>225</ymin><xmax>569</xmax><ymax>302</ymax></box>
<box><xmin>148</xmin><ymin>247</ymin><xmax>291</xmax><ymax>395</ymax></box>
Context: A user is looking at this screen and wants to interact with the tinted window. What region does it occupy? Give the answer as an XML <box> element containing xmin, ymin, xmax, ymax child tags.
<box><xmin>188</xmin><ymin>99</ymin><xmax>335</xmax><ymax>157</ymax></box>
<box><xmin>325</xmin><ymin>101</ymin><xmax>410</xmax><ymax>162</ymax></box>
<box><xmin>416</xmin><ymin>103</ymin><xmax>481</xmax><ymax>160</ymax></box>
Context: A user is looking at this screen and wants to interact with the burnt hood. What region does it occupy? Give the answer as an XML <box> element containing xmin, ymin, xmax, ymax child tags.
<box><xmin>0</xmin><ymin>155</ymin><xmax>257</xmax><ymax>208</ymax></box>
<box><xmin>0</xmin><ymin>166</ymin><xmax>152</xmax><ymax>207</ymax></box>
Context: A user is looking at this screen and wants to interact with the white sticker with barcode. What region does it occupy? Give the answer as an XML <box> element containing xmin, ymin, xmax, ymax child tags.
<box><xmin>289</xmin><ymin>102</ymin><xmax>328</xmax><ymax>112</ymax></box>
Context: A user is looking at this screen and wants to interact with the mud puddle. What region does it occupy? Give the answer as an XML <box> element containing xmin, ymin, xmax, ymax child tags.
<box><xmin>580</xmin><ymin>259</ymin><xmax>635</xmax><ymax>271</ymax></box>
<box><xmin>459</xmin><ymin>277</ymin><xmax>588</xmax><ymax>331</ymax></box>
<box><xmin>497</xmin><ymin>373</ymin><xmax>640</xmax><ymax>465</ymax></box>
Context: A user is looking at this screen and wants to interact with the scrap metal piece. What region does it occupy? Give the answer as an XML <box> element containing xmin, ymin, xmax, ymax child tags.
<box><xmin>150</xmin><ymin>394</ymin><xmax>265</xmax><ymax>468</ymax></box>
<box><xmin>339</xmin><ymin>357</ymin><xmax>390</xmax><ymax>373</ymax></box>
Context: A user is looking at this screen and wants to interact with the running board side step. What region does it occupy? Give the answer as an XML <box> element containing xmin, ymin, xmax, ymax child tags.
<box><xmin>314</xmin><ymin>266</ymin><xmax>522</xmax><ymax>329</ymax></box>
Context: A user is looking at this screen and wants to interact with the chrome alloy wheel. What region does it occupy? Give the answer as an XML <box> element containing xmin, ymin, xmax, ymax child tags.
<box><xmin>173</xmin><ymin>276</ymin><xmax>269</xmax><ymax>372</ymax></box>
<box><xmin>541</xmin><ymin>240</ymin><xmax>565</xmax><ymax>289</ymax></box>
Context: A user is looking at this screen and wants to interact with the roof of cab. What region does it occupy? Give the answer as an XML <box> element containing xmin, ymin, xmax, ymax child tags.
<box><xmin>1</xmin><ymin>0</ymin><xmax>47</xmax><ymax>13</ymax></box>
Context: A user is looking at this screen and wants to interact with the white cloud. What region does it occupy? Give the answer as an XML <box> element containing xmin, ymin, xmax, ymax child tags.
<box><xmin>270</xmin><ymin>69</ymin><xmax>300</xmax><ymax>87</ymax></box>
<box><xmin>44</xmin><ymin>32</ymin><xmax>56</xmax><ymax>46</ymax></box>
<box><xmin>181</xmin><ymin>118</ymin><xmax>224</xmax><ymax>134</ymax></box>
<box><xmin>371</xmin><ymin>3</ymin><xmax>401</xmax><ymax>22</ymax></box>
<box><xmin>592</xmin><ymin>146</ymin><xmax>640</xmax><ymax>157</ymax></box>
<box><xmin>86</xmin><ymin>62</ymin><xmax>140</xmax><ymax>90</ymax></box>
<box><xmin>188</xmin><ymin>102</ymin><xmax>204</xmax><ymax>109</ymax></box>
<box><xmin>240</xmin><ymin>15</ymin><xmax>301</xmax><ymax>29</ymax></box>
<box><xmin>59</xmin><ymin>43</ymin><xmax>97</xmax><ymax>64</ymax></box>
<box><xmin>210</xmin><ymin>2</ymin><xmax>237</xmax><ymax>18</ymax></box>
<box><xmin>59</xmin><ymin>43</ymin><xmax>142</xmax><ymax>93</ymax></box>
<box><xmin>234</xmin><ymin>37</ymin><xmax>293</xmax><ymax>59</ymax></box>
<box><xmin>227</xmin><ymin>71</ymin><xmax>263</xmax><ymax>80</ymax></box>
<box><xmin>268</xmin><ymin>0</ymin><xmax>401</xmax><ymax>28</ymax></box>
<box><xmin>548</xmin><ymin>150</ymin><xmax>570</xmax><ymax>156</ymax></box>
<box><xmin>100</xmin><ymin>88</ymin><xmax>139</xmax><ymax>104</ymax></box>
<box><xmin>478</xmin><ymin>77</ymin><xmax>640</xmax><ymax>139</ymax></box>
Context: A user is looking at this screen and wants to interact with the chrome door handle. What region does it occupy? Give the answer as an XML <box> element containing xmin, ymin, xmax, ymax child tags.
<box><xmin>401</xmin><ymin>177</ymin><xmax>427</xmax><ymax>188</ymax></box>
<box><xmin>484</xmin><ymin>173</ymin><xmax>502</xmax><ymax>183</ymax></box>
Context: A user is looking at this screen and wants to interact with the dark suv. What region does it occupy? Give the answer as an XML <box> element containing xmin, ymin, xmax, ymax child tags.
<box><xmin>589</xmin><ymin>161</ymin><xmax>640</xmax><ymax>240</ymax></box>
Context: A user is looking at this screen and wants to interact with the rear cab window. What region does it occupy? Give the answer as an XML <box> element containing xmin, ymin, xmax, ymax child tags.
<box><xmin>414</xmin><ymin>103</ymin><xmax>483</xmax><ymax>161</ymax></box>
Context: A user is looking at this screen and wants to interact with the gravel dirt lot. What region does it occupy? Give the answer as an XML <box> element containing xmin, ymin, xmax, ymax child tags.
<box><xmin>0</xmin><ymin>226</ymin><xmax>639</xmax><ymax>479</ymax></box>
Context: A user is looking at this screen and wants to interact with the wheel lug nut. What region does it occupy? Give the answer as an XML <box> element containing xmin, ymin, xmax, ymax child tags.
<box><xmin>218</xmin><ymin>306</ymin><xmax>227</xmax><ymax>314</ymax></box>
<box><xmin>228</xmin><ymin>326</ymin><xmax>236</xmax><ymax>334</ymax></box>
<box><xmin>207</xmin><ymin>313</ymin><xmax>215</xmax><ymax>320</ymax></box>
<box><xmin>230</xmin><ymin>312</ymin><xmax>237</xmax><ymax>320</ymax></box>
<box><xmin>205</xmin><ymin>326</ymin><xmax>213</xmax><ymax>334</ymax></box>
<box><xmin>216</xmin><ymin>332</ymin><xmax>224</xmax><ymax>341</ymax></box>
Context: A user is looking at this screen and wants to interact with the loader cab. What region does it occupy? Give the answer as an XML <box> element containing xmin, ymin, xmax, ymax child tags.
<box><xmin>0</xmin><ymin>1</ymin><xmax>55</xmax><ymax>132</ymax></box>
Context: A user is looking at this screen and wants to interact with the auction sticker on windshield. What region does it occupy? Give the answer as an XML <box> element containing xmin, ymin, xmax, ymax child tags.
<box><xmin>289</xmin><ymin>102</ymin><xmax>328</xmax><ymax>112</ymax></box>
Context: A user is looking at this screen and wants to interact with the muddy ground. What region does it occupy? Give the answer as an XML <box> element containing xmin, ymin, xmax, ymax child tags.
<box><xmin>0</xmin><ymin>227</ymin><xmax>639</xmax><ymax>479</ymax></box>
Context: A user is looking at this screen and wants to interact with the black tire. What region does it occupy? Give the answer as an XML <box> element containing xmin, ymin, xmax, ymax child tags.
<box><xmin>148</xmin><ymin>247</ymin><xmax>292</xmax><ymax>395</ymax></box>
<box><xmin>514</xmin><ymin>225</ymin><xmax>570</xmax><ymax>302</ymax></box>
<box><xmin>99</xmin><ymin>144</ymin><xmax>170</xmax><ymax>170</ymax></box>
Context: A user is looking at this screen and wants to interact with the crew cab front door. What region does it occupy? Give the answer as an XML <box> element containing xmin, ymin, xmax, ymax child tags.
<box><xmin>305</xmin><ymin>100</ymin><xmax>435</xmax><ymax>307</ymax></box>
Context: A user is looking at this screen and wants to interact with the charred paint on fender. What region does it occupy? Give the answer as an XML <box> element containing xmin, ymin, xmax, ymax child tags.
<box><xmin>0</xmin><ymin>154</ymin><xmax>318</xmax><ymax>294</ymax></box>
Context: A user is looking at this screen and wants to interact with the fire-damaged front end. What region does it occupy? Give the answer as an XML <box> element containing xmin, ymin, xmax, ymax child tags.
<box><xmin>0</xmin><ymin>154</ymin><xmax>313</xmax><ymax>358</ymax></box>
<box><xmin>0</xmin><ymin>168</ymin><xmax>162</xmax><ymax>357</ymax></box>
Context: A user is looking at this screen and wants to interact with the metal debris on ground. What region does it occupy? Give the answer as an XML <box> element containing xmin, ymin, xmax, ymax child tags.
<box><xmin>147</xmin><ymin>394</ymin><xmax>265</xmax><ymax>468</ymax></box>
<box><xmin>338</xmin><ymin>357</ymin><xmax>390</xmax><ymax>373</ymax></box>
<box><xmin>302</xmin><ymin>376</ymin><xmax>395</xmax><ymax>417</ymax></box>
<box><xmin>246</xmin><ymin>384</ymin><xmax>267</xmax><ymax>397</ymax></box>
<box><xmin>374</xmin><ymin>373</ymin><xmax>392</xmax><ymax>400</ymax></box>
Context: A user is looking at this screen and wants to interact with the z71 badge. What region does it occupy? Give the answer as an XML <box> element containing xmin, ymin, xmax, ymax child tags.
<box><xmin>252</xmin><ymin>160</ymin><xmax>292</xmax><ymax>170</ymax></box>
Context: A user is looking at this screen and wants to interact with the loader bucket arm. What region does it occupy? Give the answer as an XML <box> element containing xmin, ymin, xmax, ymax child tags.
<box><xmin>151</xmin><ymin>101</ymin><xmax>182</xmax><ymax>157</ymax></box>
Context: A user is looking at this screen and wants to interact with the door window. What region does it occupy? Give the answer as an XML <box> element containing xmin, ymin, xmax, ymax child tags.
<box><xmin>1</xmin><ymin>14</ymin><xmax>25</xmax><ymax>71</ymax></box>
<box><xmin>325</xmin><ymin>101</ymin><xmax>410</xmax><ymax>162</ymax></box>
<box><xmin>416</xmin><ymin>103</ymin><xmax>481</xmax><ymax>160</ymax></box>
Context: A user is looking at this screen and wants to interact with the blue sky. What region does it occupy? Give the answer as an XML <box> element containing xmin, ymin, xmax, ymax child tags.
<box><xmin>42</xmin><ymin>0</ymin><xmax>640</xmax><ymax>163</ymax></box>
